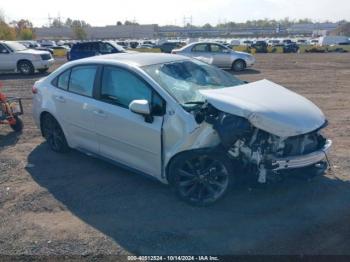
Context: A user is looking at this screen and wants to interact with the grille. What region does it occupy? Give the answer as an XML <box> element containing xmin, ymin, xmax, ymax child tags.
<box><xmin>40</xmin><ymin>54</ymin><xmax>52</xmax><ymax>60</ymax></box>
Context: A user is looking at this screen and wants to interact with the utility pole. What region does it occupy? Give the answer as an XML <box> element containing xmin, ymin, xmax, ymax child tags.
<box><xmin>48</xmin><ymin>14</ymin><xmax>52</xmax><ymax>27</ymax></box>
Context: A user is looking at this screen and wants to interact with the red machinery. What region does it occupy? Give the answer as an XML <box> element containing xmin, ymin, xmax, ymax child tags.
<box><xmin>0</xmin><ymin>82</ymin><xmax>23</xmax><ymax>132</ymax></box>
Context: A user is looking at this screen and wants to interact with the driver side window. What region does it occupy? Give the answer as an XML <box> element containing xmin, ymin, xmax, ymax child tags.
<box><xmin>192</xmin><ymin>44</ymin><xmax>209</xmax><ymax>52</ymax></box>
<box><xmin>101</xmin><ymin>66</ymin><xmax>165</xmax><ymax>115</ymax></box>
<box><xmin>210</xmin><ymin>44</ymin><xmax>225</xmax><ymax>53</ymax></box>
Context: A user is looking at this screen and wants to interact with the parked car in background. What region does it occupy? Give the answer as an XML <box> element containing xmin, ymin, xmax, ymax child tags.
<box><xmin>283</xmin><ymin>42</ymin><xmax>299</xmax><ymax>53</ymax></box>
<box><xmin>282</xmin><ymin>39</ymin><xmax>293</xmax><ymax>44</ymax></box>
<box><xmin>251</xmin><ymin>41</ymin><xmax>268</xmax><ymax>53</ymax></box>
<box><xmin>50</xmin><ymin>46</ymin><xmax>70</xmax><ymax>57</ymax></box>
<box><xmin>172</xmin><ymin>42</ymin><xmax>255</xmax><ymax>71</ymax></box>
<box><xmin>129</xmin><ymin>41</ymin><xmax>140</xmax><ymax>49</ymax></box>
<box><xmin>241</xmin><ymin>40</ymin><xmax>253</xmax><ymax>46</ymax></box>
<box><xmin>0</xmin><ymin>41</ymin><xmax>54</xmax><ymax>75</ymax></box>
<box><xmin>115</xmin><ymin>41</ymin><xmax>129</xmax><ymax>49</ymax></box>
<box><xmin>67</xmin><ymin>41</ymin><xmax>126</xmax><ymax>61</ymax></box>
<box><xmin>32</xmin><ymin>53</ymin><xmax>331</xmax><ymax>206</ymax></box>
<box><xmin>137</xmin><ymin>44</ymin><xmax>154</xmax><ymax>49</ymax></box>
<box><xmin>18</xmin><ymin>41</ymin><xmax>54</xmax><ymax>55</ymax></box>
<box><xmin>297</xmin><ymin>39</ymin><xmax>308</xmax><ymax>45</ymax></box>
<box><xmin>159</xmin><ymin>42</ymin><xmax>183</xmax><ymax>53</ymax></box>
<box><xmin>18</xmin><ymin>40</ymin><xmax>41</xmax><ymax>49</ymax></box>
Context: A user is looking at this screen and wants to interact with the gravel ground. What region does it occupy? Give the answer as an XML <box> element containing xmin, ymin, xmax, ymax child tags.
<box><xmin>0</xmin><ymin>54</ymin><xmax>349</xmax><ymax>256</ymax></box>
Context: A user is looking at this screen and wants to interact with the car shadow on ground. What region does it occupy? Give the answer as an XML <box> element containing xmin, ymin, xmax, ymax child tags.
<box><xmin>229</xmin><ymin>69</ymin><xmax>261</xmax><ymax>75</ymax></box>
<box><xmin>27</xmin><ymin>143</ymin><xmax>350</xmax><ymax>255</ymax></box>
<box><xmin>0</xmin><ymin>72</ymin><xmax>49</xmax><ymax>81</ymax></box>
<box><xmin>0</xmin><ymin>131</ymin><xmax>22</xmax><ymax>148</ymax></box>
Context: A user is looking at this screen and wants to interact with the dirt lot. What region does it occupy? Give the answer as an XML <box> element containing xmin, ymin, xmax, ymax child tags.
<box><xmin>0</xmin><ymin>54</ymin><xmax>349</xmax><ymax>256</ymax></box>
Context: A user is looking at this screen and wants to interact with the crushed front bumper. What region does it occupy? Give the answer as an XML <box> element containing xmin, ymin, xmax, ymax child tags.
<box><xmin>271</xmin><ymin>139</ymin><xmax>332</xmax><ymax>171</ymax></box>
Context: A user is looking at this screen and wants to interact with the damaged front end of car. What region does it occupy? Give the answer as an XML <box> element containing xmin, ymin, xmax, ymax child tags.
<box><xmin>197</xmin><ymin>106</ymin><xmax>331</xmax><ymax>183</ymax></box>
<box><xmin>192</xmin><ymin>80</ymin><xmax>332</xmax><ymax>183</ymax></box>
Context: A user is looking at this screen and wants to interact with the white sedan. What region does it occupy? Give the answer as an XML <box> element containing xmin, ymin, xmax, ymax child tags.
<box><xmin>32</xmin><ymin>53</ymin><xmax>331</xmax><ymax>206</ymax></box>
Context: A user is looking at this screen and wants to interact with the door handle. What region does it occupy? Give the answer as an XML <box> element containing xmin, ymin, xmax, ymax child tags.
<box><xmin>93</xmin><ymin>110</ymin><xmax>107</xmax><ymax>118</ymax></box>
<box><xmin>54</xmin><ymin>95</ymin><xmax>65</xmax><ymax>103</ymax></box>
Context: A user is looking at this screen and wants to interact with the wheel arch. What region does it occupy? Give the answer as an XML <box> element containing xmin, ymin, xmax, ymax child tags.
<box><xmin>165</xmin><ymin>146</ymin><xmax>228</xmax><ymax>184</ymax></box>
<box><xmin>232</xmin><ymin>58</ymin><xmax>246</xmax><ymax>67</ymax></box>
<box><xmin>17</xmin><ymin>59</ymin><xmax>33</xmax><ymax>68</ymax></box>
<box><xmin>39</xmin><ymin>111</ymin><xmax>67</xmax><ymax>139</ymax></box>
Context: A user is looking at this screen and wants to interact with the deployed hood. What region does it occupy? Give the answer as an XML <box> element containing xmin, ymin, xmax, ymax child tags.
<box><xmin>199</xmin><ymin>79</ymin><xmax>326</xmax><ymax>137</ymax></box>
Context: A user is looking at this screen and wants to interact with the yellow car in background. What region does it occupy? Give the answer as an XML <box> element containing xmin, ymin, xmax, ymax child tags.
<box><xmin>51</xmin><ymin>46</ymin><xmax>70</xmax><ymax>57</ymax></box>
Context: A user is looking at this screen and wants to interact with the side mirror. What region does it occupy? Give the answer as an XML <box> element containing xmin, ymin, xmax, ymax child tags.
<box><xmin>129</xmin><ymin>99</ymin><xmax>153</xmax><ymax>123</ymax></box>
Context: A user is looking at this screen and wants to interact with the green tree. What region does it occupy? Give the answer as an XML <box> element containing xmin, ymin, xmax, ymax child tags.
<box><xmin>9</xmin><ymin>19</ymin><xmax>35</xmax><ymax>40</ymax></box>
<box><xmin>0</xmin><ymin>21</ymin><xmax>16</xmax><ymax>40</ymax></box>
<box><xmin>202</xmin><ymin>23</ymin><xmax>212</xmax><ymax>29</ymax></box>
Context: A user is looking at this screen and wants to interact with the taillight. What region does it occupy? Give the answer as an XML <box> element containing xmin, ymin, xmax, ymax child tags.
<box><xmin>32</xmin><ymin>86</ymin><xmax>38</xmax><ymax>94</ymax></box>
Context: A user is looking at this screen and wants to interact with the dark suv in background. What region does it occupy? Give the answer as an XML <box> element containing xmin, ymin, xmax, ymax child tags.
<box><xmin>67</xmin><ymin>41</ymin><xmax>125</xmax><ymax>61</ymax></box>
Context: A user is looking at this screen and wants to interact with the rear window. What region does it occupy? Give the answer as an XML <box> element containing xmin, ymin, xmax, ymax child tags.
<box><xmin>57</xmin><ymin>70</ymin><xmax>70</xmax><ymax>90</ymax></box>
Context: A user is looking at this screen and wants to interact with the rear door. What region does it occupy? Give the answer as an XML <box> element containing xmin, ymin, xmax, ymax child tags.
<box><xmin>52</xmin><ymin>64</ymin><xmax>100</xmax><ymax>153</ymax></box>
<box><xmin>93</xmin><ymin>65</ymin><xmax>165</xmax><ymax>177</ymax></box>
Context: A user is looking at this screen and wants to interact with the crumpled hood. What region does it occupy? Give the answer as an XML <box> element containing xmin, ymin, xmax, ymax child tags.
<box><xmin>199</xmin><ymin>79</ymin><xmax>326</xmax><ymax>137</ymax></box>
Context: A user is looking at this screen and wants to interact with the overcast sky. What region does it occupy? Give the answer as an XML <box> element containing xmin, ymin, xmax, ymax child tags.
<box><xmin>1</xmin><ymin>0</ymin><xmax>349</xmax><ymax>27</ymax></box>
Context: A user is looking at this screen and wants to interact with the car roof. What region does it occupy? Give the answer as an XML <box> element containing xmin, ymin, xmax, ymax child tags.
<box><xmin>79</xmin><ymin>52</ymin><xmax>190</xmax><ymax>67</ymax></box>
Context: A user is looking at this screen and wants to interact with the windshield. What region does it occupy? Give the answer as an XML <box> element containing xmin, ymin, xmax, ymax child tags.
<box><xmin>5</xmin><ymin>42</ymin><xmax>27</xmax><ymax>51</ymax></box>
<box><xmin>142</xmin><ymin>59</ymin><xmax>244</xmax><ymax>106</ymax></box>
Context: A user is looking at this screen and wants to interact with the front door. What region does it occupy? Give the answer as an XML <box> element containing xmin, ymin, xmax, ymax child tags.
<box><xmin>209</xmin><ymin>44</ymin><xmax>232</xmax><ymax>68</ymax></box>
<box><xmin>94</xmin><ymin>65</ymin><xmax>165</xmax><ymax>177</ymax></box>
<box><xmin>189</xmin><ymin>43</ymin><xmax>213</xmax><ymax>65</ymax></box>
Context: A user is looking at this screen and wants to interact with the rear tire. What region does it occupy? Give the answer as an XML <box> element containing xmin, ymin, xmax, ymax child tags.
<box><xmin>168</xmin><ymin>149</ymin><xmax>234</xmax><ymax>206</ymax></box>
<box><xmin>18</xmin><ymin>61</ymin><xmax>35</xmax><ymax>75</ymax></box>
<box><xmin>10</xmin><ymin>116</ymin><xmax>23</xmax><ymax>132</ymax></box>
<box><xmin>41</xmin><ymin>114</ymin><xmax>70</xmax><ymax>153</ymax></box>
<box><xmin>232</xmin><ymin>59</ymin><xmax>246</xmax><ymax>72</ymax></box>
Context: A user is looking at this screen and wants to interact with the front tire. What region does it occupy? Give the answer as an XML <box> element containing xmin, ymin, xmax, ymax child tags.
<box><xmin>18</xmin><ymin>61</ymin><xmax>35</xmax><ymax>75</ymax></box>
<box><xmin>232</xmin><ymin>59</ymin><xmax>246</xmax><ymax>72</ymax></box>
<box><xmin>10</xmin><ymin>116</ymin><xmax>23</xmax><ymax>132</ymax></box>
<box><xmin>168</xmin><ymin>150</ymin><xmax>233</xmax><ymax>206</ymax></box>
<box><xmin>41</xmin><ymin>114</ymin><xmax>70</xmax><ymax>153</ymax></box>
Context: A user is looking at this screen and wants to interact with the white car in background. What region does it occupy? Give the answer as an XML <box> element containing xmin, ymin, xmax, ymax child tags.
<box><xmin>32</xmin><ymin>53</ymin><xmax>331</xmax><ymax>206</ymax></box>
<box><xmin>171</xmin><ymin>42</ymin><xmax>255</xmax><ymax>71</ymax></box>
<box><xmin>0</xmin><ymin>41</ymin><xmax>54</xmax><ymax>75</ymax></box>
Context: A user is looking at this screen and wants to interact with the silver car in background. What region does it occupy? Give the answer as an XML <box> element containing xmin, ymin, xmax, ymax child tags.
<box><xmin>172</xmin><ymin>42</ymin><xmax>255</xmax><ymax>71</ymax></box>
